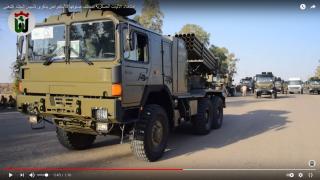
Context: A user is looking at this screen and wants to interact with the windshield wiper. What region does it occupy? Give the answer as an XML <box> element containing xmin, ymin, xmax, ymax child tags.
<box><xmin>69</xmin><ymin>47</ymin><xmax>94</xmax><ymax>65</ymax></box>
<box><xmin>43</xmin><ymin>47</ymin><xmax>65</xmax><ymax>66</ymax></box>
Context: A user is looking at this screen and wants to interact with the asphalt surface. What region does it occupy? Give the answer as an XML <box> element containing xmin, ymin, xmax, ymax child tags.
<box><xmin>0</xmin><ymin>94</ymin><xmax>319</xmax><ymax>179</ymax></box>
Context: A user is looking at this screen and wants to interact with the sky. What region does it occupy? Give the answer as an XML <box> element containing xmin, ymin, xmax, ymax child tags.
<box><xmin>0</xmin><ymin>0</ymin><xmax>319</xmax><ymax>83</ymax></box>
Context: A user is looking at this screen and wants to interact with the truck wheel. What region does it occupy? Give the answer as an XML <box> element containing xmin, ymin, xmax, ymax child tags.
<box><xmin>272</xmin><ymin>92</ymin><xmax>277</xmax><ymax>99</ymax></box>
<box><xmin>56</xmin><ymin>127</ymin><xmax>96</xmax><ymax>150</ymax></box>
<box><xmin>192</xmin><ymin>98</ymin><xmax>213</xmax><ymax>135</ymax></box>
<box><xmin>211</xmin><ymin>96</ymin><xmax>223</xmax><ymax>129</ymax></box>
<box><xmin>254</xmin><ymin>92</ymin><xmax>259</xmax><ymax>98</ymax></box>
<box><xmin>131</xmin><ymin>104</ymin><xmax>169</xmax><ymax>162</ymax></box>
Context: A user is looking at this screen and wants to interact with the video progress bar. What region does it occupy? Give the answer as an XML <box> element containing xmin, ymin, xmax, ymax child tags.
<box><xmin>183</xmin><ymin>169</ymin><xmax>318</xmax><ymax>171</ymax></box>
<box><xmin>3</xmin><ymin>167</ymin><xmax>318</xmax><ymax>171</ymax></box>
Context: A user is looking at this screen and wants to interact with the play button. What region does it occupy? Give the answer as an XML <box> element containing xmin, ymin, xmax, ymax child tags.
<box><xmin>8</xmin><ymin>172</ymin><xmax>13</xmax><ymax>178</ymax></box>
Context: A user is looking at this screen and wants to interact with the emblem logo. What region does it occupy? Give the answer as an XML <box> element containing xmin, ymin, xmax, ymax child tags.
<box><xmin>8</xmin><ymin>10</ymin><xmax>35</xmax><ymax>36</ymax></box>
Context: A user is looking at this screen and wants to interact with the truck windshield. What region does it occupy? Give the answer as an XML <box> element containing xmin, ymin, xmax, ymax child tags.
<box><xmin>29</xmin><ymin>25</ymin><xmax>66</xmax><ymax>61</ymax></box>
<box><xmin>70</xmin><ymin>20</ymin><xmax>115</xmax><ymax>60</ymax></box>
<box><xmin>288</xmin><ymin>80</ymin><xmax>302</xmax><ymax>85</ymax></box>
<box><xmin>256</xmin><ymin>76</ymin><xmax>273</xmax><ymax>82</ymax></box>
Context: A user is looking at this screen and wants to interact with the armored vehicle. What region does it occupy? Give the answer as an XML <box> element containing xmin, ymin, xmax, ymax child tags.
<box><xmin>305</xmin><ymin>77</ymin><xmax>320</xmax><ymax>94</ymax></box>
<box><xmin>16</xmin><ymin>7</ymin><xmax>225</xmax><ymax>162</ymax></box>
<box><xmin>254</xmin><ymin>72</ymin><xmax>277</xmax><ymax>98</ymax></box>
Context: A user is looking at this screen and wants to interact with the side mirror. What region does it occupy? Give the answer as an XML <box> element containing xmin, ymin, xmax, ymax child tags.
<box><xmin>17</xmin><ymin>36</ymin><xmax>24</xmax><ymax>55</ymax></box>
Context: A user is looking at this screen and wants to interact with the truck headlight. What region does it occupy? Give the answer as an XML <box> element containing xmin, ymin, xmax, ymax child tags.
<box><xmin>92</xmin><ymin>108</ymin><xmax>108</xmax><ymax>121</ymax></box>
<box><xmin>29</xmin><ymin>115</ymin><xmax>39</xmax><ymax>124</ymax></box>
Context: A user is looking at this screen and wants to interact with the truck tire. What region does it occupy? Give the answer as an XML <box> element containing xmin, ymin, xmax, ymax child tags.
<box><xmin>192</xmin><ymin>98</ymin><xmax>213</xmax><ymax>135</ymax></box>
<box><xmin>131</xmin><ymin>104</ymin><xmax>169</xmax><ymax>162</ymax></box>
<box><xmin>56</xmin><ymin>127</ymin><xmax>96</xmax><ymax>150</ymax></box>
<box><xmin>211</xmin><ymin>96</ymin><xmax>223</xmax><ymax>129</ymax></box>
<box><xmin>254</xmin><ymin>92</ymin><xmax>259</xmax><ymax>98</ymax></box>
<box><xmin>272</xmin><ymin>92</ymin><xmax>277</xmax><ymax>99</ymax></box>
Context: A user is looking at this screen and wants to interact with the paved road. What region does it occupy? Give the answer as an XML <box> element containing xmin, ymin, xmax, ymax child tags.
<box><xmin>0</xmin><ymin>94</ymin><xmax>319</xmax><ymax>179</ymax></box>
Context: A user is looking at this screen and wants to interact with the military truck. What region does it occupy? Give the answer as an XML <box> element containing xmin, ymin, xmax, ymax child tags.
<box><xmin>274</xmin><ymin>77</ymin><xmax>284</xmax><ymax>94</ymax></box>
<box><xmin>239</xmin><ymin>77</ymin><xmax>254</xmax><ymax>93</ymax></box>
<box><xmin>213</xmin><ymin>74</ymin><xmax>235</xmax><ymax>97</ymax></box>
<box><xmin>253</xmin><ymin>72</ymin><xmax>277</xmax><ymax>98</ymax></box>
<box><xmin>16</xmin><ymin>7</ymin><xmax>225</xmax><ymax>162</ymax></box>
<box><xmin>305</xmin><ymin>77</ymin><xmax>320</xmax><ymax>94</ymax></box>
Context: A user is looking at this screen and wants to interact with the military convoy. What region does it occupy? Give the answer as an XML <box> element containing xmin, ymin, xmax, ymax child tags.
<box><xmin>253</xmin><ymin>72</ymin><xmax>277</xmax><ymax>98</ymax></box>
<box><xmin>16</xmin><ymin>7</ymin><xmax>225</xmax><ymax>162</ymax></box>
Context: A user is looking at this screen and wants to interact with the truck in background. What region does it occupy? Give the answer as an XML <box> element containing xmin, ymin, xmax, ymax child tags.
<box><xmin>304</xmin><ymin>77</ymin><xmax>320</xmax><ymax>94</ymax></box>
<box><xmin>274</xmin><ymin>77</ymin><xmax>284</xmax><ymax>94</ymax></box>
<box><xmin>239</xmin><ymin>77</ymin><xmax>254</xmax><ymax>94</ymax></box>
<box><xmin>288</xmin><ymin>77</ymin><xmax>303</xmax><ymax>94</ymax></box>
<box><xmin>253</xmin><ymin>72</ymin><xmax>277</xmax><ymax>99</ymax></box>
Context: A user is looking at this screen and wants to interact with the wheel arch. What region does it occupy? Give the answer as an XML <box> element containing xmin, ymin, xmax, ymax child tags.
<box><xmin>140</xmin><ymin>85</ymin><xmax>174</xmax><ymax>130</ymax></box>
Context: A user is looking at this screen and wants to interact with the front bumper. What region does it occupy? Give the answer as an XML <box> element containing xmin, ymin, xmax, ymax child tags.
<box><xmin>288</xmin><ymin>88</ymin><xmax>301</xmax><ymax>93</ymax></box>
<box><xmin>17</xmin><ymin>94</ymin><xmax>121</xmax><ymax>123</ymax></box>
<box><xmin>309</xmin><ymin>88</ymin><xmax>320</xmax><ymax>93</ymax></box>
<box><xmin>255</xmin><ymin>89</ymin><xmax>274</xmax><ymax>95</ymax></box>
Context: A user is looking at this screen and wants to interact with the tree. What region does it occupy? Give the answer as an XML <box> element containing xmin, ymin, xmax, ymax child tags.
<box><xmin>179</xmin><ymin>24</ymin><xmax>210</xmax><ymax>47</ymax></box>
<box><xmin>209</xmin><ymin>45</ymin><xmax>239</xmax><ymax>85</ymax></box>
<box><xmin>134</xmin><ymin>0</ymin><xmax>163</xmax><ymax>33</ymax></box>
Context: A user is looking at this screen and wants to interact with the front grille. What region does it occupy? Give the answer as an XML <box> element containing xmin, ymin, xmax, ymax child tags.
<box><xmin>51</xmin><ymin>96</ymin><xmax>75</xmax><ymax>107</ymax></box>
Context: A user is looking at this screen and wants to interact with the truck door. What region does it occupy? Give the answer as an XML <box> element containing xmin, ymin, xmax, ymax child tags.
<box><xmin>122</xmin><ymin>27</ymin><xmax>150</xmax><ymax>106</ymax></box>
<box><xmin>162</xmin><ymin>40</ymin><xmax>173</xmax><ymax>92</ymax></box>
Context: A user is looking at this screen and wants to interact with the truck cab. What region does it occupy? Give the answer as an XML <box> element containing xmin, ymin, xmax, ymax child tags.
<box><xmin>254</xmin><ymin>72</ymin><xmax>277</xmax><ymax>98</ymax></box>
<box><xmin>305</xmin><ymin>77</ymin><xmax>320</xmax><ymax>94</ymax></box>
<box><xmin>288</xmin><ymin>77</ymin><xmax>303</xmax><ymax>94</ymax></box>
<box><xmin>239</xmin><ymin>77</ymin><xmax>254</xmax><ymax>93</ymax></box>
<box><xmin>274</xmin><ymin>77</ymin><xmax>284</xmax><ymax>94</ymax></box>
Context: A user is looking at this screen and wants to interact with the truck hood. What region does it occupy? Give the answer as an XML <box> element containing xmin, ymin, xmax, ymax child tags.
<box><xmin>256</xmin><ymin>82</ymin><xmax>273</xmax><ymax>89</ymax></box>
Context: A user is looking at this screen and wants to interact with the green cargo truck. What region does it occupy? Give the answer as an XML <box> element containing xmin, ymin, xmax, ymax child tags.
<box><xmin>16</xmin><ymin>7</ymin><xmax>225</xmax><ymax>162</ymax></box>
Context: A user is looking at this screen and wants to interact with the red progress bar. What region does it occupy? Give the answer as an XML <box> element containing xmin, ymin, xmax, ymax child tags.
<box><xmin>3</xmin><ymin>167</ymin><xmax>183</xmax><ymax>171</ymax></box>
